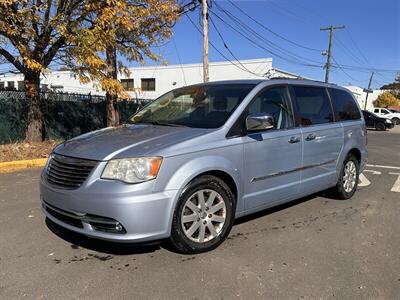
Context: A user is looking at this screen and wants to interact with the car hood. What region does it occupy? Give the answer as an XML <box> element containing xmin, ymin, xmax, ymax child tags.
<box><xmin>54</xmin><ymin>124</ymin><xmax>210</xmax><ymax>161</ymax></box>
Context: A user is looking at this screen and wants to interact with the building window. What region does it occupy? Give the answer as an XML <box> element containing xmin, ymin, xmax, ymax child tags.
<box><xmin>18</xmin><ymin>81</ymin><xmax>25</xmax><ymax>91</ymax></box>
<box><xmin>141</xmin><ymin>78</ymin><xmax>156</xmax><ymax>91</ymax></box>
<box><xmin>7</xmin><ymin>81</ymin><xmax>15</xmax><ymax>89</ymax></box>
<box><xmin>40</xmin><ymin>84</ymin><xmax>49</xmax><ymax>91</ymax></box>
<box><xmin>121</xmin><ymin>78</ymin><xmax>134</xmax><ymax>91</ymax></box>
<box><xmin>0</xmin><ymin>81</ymin><xmax>4</xmax><ymax>89</ymax></box>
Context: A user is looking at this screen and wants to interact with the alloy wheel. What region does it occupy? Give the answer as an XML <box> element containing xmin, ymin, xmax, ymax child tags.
<box><xmin>343</xmin><ymin>160</ymin><xmax>357</xmax><ymax>193</ymax></box>
<box><xmin>181</xmin><ymin>189</ymin><xmax>226</xmax><ymax>243</ymax></box>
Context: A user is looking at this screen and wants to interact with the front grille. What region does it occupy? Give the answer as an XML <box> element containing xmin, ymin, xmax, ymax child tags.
<box><xmin>46</xmin><ymin>154</ymin><xmax>97</xmax><ymax>189</ymax></box>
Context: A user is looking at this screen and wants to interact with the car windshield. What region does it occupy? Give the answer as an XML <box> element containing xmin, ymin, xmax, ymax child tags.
<box><xmin>364</xmin><ymin>111</ymin><xmax>379</xmax><ymax>118</ymax></box>
<box><xmin>130</xmin><ymin>84</ymin><xmax>255</xmax><ymax>128</ymax></box>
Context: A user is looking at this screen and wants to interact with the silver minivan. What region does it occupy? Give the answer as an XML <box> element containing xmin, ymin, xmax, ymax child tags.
<box><xmin>41</xmin><ymin>79</ymin><xmax>368</xmax><ymax>253</ymax></box>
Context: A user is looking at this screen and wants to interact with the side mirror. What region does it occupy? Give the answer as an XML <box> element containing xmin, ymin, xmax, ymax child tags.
<box><xmin>246</xmin><ymin>112</ymin><xmax>275</xmax><ymax>132</ymax></box>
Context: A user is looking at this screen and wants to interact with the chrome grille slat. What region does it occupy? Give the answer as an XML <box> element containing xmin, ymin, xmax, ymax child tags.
<box><xmin>48</xmin><ymin>166</ymin><xmax>88</xmax><ymax>179</ymax></box>
<box><xmin>47</xmin><ymin>170</ymin><xmax>85</xmax><ymax>183</ymax></box>
<box><xmin>47</xmin><ymin>176</ymin><xmax>80</xmax><ymax>188</ymax></box>
<box><xmin>50</xmin><ymin>159</ymin><xmax>94</xmax><ymax>171</ymax></box>
<box><xmin>46</xmin><ymin>154</ymin><xmax>97</xmax><ymax>189</ymax></box>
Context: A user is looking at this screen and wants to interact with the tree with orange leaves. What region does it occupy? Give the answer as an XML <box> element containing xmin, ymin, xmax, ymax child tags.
<box><xmin>0</xmin><ymin>0</ymin><xmax>179</xmax><ymax>141</ymax></box>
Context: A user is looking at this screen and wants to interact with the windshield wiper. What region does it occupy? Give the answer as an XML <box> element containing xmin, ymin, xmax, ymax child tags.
<box><xmin>150</xmin><ymin>121</ymin><xmax>188</xmax><ymax>127</ymax></box>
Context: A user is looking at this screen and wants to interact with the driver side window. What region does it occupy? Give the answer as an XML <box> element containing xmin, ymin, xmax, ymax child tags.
<box><xmin>247</xmin><ymin>86</ymin><xmax>294</xmax><ymax>129</ymax></box>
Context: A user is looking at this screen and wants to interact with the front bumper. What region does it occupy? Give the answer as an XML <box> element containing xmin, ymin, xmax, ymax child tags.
<box><xmin>40</xmin><ymin>171</ymin><xmax>179</xmax><ymax>243</ymax></box>
<box><xmin>387</xmin><ymin>123</ymin><xmax>395</xmax><ymax>129</ymax></box>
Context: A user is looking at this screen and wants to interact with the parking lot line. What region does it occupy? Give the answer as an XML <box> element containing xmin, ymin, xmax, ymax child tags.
<box><xmin>358</xmin><ymin>173</ymin><xmax>371</xmax><ymax>187</ymax></box>
<box><xmin>389</xmin><ymin>172</ymin><xmax>400</xmax><ymax>193</ymax></box>
<box><xmin>366</xmin><ymin>164</ymin><xmax>400</xmax><ymax>170</ymax></box>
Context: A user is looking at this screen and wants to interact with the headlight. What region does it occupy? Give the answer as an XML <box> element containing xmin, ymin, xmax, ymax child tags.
<box><xmin>101</xmin><ymin>157</ymin><xmax>162</xmax><ymax>183</ymax></box>
<box><xmin>386</xmin><ymin>119</ymin><xmax>392</xmax><ymax>124</ymax></box>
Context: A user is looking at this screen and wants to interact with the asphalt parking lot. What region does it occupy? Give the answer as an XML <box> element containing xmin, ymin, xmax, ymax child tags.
<box><xmin>1</xmin><ymin>127</ymin><xmax>399</xmax><ymax>300</ymax></box>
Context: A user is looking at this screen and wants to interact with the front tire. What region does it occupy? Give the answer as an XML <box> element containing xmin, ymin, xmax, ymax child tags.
<box><xmin>332</xmin><ymin>154</ymin><xmax>360</xmax><ymax>200</ymax></box>
<box><xmin>392</xmin><ymin>117</ymin><xmax>400</xmax><ymax>125</ymax></box>
<box><xmin>375</xmin><ymin>122</ymin><xmax>386</xmax><ymax>131</ymax></box>
<box><xmin>170</xmin><ymin>175</ymin><xmax>235</xmax><ymax>254</ymax></box>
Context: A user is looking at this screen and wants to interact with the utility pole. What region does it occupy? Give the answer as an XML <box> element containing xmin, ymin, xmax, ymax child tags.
<box><xmin>320</xmin><ymin>25</ymin><xmax>345</xmax><ymax>83</ymax></box>
<box><xmin>364</xmin><ymin>71</ymin><xmax>375</xmax><ymax>110</ymax></box>
<box><xmin>202</xmin><ymin>0</ymin><xmax>209</xmax><ymax>82</ymax></box>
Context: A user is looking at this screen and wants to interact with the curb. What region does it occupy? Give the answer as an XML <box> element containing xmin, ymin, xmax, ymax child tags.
<box><xmin>0</xmin><ymin>158</ymin><xmax>47</xmax><ymax>173</ymax></box>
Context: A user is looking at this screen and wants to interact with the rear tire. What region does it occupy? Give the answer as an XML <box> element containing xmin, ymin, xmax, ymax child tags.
<box><xmin>375</xmin><ymin>122</ymin><xmax>386</xmax><ymax>131</ymax></box>
<box><xmin>170</xmin><ymin>175</ymin><xmax>235</xmax><ymax>254</ymax></box>
<box><xmin>331</xmin><ymin>154</ymin><xmax>359</xmax><ymax>200</ymax></box>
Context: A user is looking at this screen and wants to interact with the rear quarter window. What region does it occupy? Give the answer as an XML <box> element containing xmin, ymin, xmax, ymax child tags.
<box><xmin>328</xmin><ymin>88</ymin><xmax>361</xmax><ymax>121</ymax></box>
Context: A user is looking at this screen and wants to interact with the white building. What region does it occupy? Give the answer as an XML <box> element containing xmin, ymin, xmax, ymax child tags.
<box><xmin>0</xmin><ymin>58</ymin><xmax>303</xmax><ymax>99</ymax></box>
<box><xmin>344</xmin><ymin>85</ymin><xmax>385</xmax><ymax>110</ymax></box>
<box><xmin>1</xmin><ymin>60</ymin><xmax>386</xmax><ymax>109</ymax></box>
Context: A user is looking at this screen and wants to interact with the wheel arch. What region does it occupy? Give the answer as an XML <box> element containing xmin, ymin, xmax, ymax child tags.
<box><xmin>163</xmin><ymin>155</ymin><xmax>243</xmax><ymax>233</ymax></box>
<box><xmin>348</xmin><ymin>148</ymin><xmax>361</xmax><ymax>164</ymax></box>
<box><xmin>188</xmin><ymin>170</ymin><xmax>238</xmax><ymax>203</ymax></box>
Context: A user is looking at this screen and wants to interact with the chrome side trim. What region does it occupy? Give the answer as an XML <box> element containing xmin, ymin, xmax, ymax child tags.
<box><xmin>251</xmin><ymin>159</ymin><xmax>336</xmax><ymax>183</ymax></box>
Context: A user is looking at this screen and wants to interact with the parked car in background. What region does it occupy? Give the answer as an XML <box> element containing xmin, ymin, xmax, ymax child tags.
<box><xmin>362</xmin><ymin>110</ymin><xmax>394</xmax><ymax>131</ymax></box>
<box><xmin>41</xmin><ymin>79</ymin><xmax>367</xmax><ymax>253</ymax></box>
<box><xmin>370</xmin><ymin>107</ymin><xmax>400</xmax><ymax>125</ymax></box>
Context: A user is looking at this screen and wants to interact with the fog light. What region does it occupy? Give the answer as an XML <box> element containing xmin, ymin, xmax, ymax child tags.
<box><xmin>115</xmin><ymin>222</ymin><xmax>123</xmax><ymax>232</ymax></box>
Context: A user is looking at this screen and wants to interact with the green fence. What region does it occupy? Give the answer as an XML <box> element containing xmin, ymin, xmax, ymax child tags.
<box><xmin>0</xmin><ymin>90</ymin><xmax>152</xmax><ymax>144</ymax></box>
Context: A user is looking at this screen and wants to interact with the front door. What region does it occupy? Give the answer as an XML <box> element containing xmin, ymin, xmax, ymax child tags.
<box><xmin>242</xmin><ymin>86</ymin><xmax>303</xmax><ymax>210</ymax></box>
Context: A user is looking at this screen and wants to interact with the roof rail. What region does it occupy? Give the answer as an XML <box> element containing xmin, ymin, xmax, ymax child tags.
<box><xmin>269</xmin><ymin>77</ymin><xmax>338</xmax><ymax>85</ymax></box>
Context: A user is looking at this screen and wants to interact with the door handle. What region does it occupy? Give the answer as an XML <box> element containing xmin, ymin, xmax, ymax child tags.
<box><xmin>305</xmin><ymin>133</ymin><xmax>316</xmax><ymax>141</ymax></box>
<box><xmin>288</xmin><ymin>136</ymin><xmax>300</xmax><ymax>144</ymax></box>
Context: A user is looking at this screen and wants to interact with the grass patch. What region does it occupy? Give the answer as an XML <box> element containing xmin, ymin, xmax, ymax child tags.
<box><xmin>0</xmin><ymin>140</ymin><xmax>61</xmax><ymax>163</ymax></box>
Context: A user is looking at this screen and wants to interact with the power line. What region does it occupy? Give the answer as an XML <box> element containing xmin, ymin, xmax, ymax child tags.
<box><xmin>171</xmin><ymin>36</ymin><xmax>188</xmax><ymax>85</ymax></box>
<box><xmin>255</xmin><ymin>0</ymin><xmax>398</xmax><ymax>78</ymax></box>
<box><xmin>334</xmin><ymin>37</ymin><xmax>367</xmax><ymax>67</ymax></box>
<box><xmin>344</xmin><ymin>28</ymin><xmax>371</xmax><ymax>67</ymax></box>
<box><xmin>186</xmin><ymin>14</ymin><xmax>266</xmax><ymax>77</ymax></box>
<box><xmin>331</xmin><ymin>56</ymin><xmax>365</xmax><ymax>83</ymax></box>
<box><xmin>208</xmin><ymin>15</ymin><xmax>262</xmax><ymax>77</ymax></box>
<box><xmin>212</xmin><ymin>2</ymin><xmax>325</xmax><ymax>66</ymax></box>
<box><xmin>227</xmin><ymin>0</ymin><xmax>322</xmax><ymax>53</ymax></box>
<box><xmin>209</xmin><ymin>4</ymin><xmax>324</xmax><ymax>68</ymax></box>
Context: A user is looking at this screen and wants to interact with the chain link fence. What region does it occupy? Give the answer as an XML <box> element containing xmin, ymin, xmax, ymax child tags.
<box><xmin>0</xmin><ymin>90</ymin><xmax>152</xmax><ymax>144</ymax></box>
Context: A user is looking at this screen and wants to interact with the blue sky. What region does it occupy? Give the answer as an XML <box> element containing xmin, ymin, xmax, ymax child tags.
<box><xmin>141</xmin><ymin>0</ymin><xmax>399</xmax><ymax>89</ymax></box>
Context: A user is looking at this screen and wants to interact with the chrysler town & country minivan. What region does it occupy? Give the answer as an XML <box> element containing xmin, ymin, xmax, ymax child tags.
<box><xmin>41</xmin><ymin>79</ymin><xmax>367</xmax><ymax>253</ymax></box>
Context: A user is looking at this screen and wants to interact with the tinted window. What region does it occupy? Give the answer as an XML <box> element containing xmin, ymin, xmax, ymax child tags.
<box><xmin>247</xmin><ymin>86</ymin><xmax>294</xmax><ymax>129</ymax></box>
<box><xmin>292</xmin><ymin>86</ymin><xmax>333</xmax><ymax>126</ymax></box>
<box><xmin>374</xmin><ymin>109</ymin><xmax>379</xmax><ymax>113</ymax></box>
<box><xmin>329</xmin><ymin>88</ymin><xmax>361</xmax><ymax>121</ymax></box>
